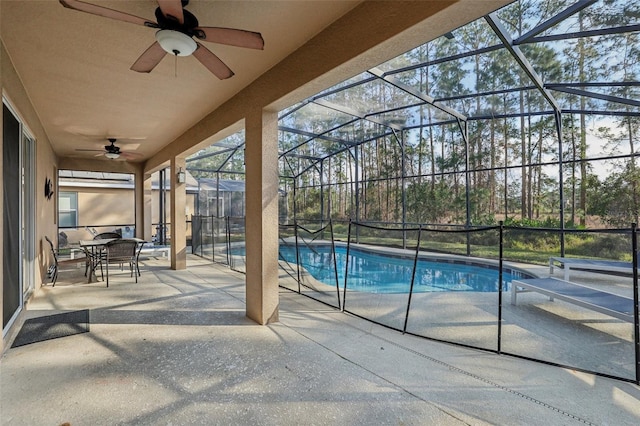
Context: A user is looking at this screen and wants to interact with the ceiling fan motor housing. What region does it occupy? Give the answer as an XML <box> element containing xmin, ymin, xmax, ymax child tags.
<box><xmin>155</xmin><ymin>6</ymin><xmax>199</xmax><ymax>32</ymax></box>
<box><xmin>105</xmin><ymin>139</ymin><xmax>121</xmax><ymax>154</ymax></box>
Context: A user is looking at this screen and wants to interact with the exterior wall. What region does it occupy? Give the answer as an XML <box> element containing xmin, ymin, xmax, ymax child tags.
<box><xmin>58</xmin><ymin>186</ymin><xmax>135</xmax><ymax>243</ymax></box>
<box><xmin>78</xmin><ymin>187</ymin><xmax>134</xmax><ymax>226</ymax></box>
<box><xmin>58</xmin><ymin>183</ymin><xmax>195</xmax><ymax>245</ymax></box>
<box><xmin>1</xmin><ymin>39</ymin><xmax>59</xmax><ymax>351</ymax></box>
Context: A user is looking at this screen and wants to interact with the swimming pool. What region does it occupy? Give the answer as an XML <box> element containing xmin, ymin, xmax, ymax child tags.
<box><xmin>239</xmin><ymin>244</ymin><xmax>532</xmax><ymax>294</ymax></box>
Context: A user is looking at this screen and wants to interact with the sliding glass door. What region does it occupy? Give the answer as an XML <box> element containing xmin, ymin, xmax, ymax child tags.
<box><xmin>22</xmin><ymin>133</ymin><xmax>36</xmax><ymax>296</ymax></box>
<box><xmin>3</xmin><ymin>101</ymin><xmax>36</xmax><ymax>334</ymax></box>
<box><xmin>3</xmin><ymin>103</ymin><xmax>21</xmax><ymax>331</ymax></box>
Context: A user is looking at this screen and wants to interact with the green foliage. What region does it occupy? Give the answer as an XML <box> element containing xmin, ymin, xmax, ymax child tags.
<box><xmin>503</xmin><ymin>217</ymin><xmax>561</xmax><ymax>228</ymax></box>
<box><xmin>564</xmin><ymin>233</ymin><xmax>632</xmax><ymax>260</ymax></box>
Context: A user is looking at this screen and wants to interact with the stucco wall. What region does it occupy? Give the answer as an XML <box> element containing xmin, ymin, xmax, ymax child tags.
<box><xmin>2</xmin><ymin>43</ymin><xmax>57</xmax><ymax>279</ymax></box>
<box><xmin>58</xmin><ymin>184</ymin><xmax>195</xmax><ymax>244</ymax></box>
<box><xmin>1</xmin><ymin>39</ymin><xmax>59</xmax><ymax>350</ymax></box>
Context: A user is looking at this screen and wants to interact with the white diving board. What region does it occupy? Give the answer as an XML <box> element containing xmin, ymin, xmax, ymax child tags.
<box><xmin>511</xmin><ymin>277</ymin><xmax>635</xmax><ymax>323</ymax></box>
<box><xmin>549</xmin><ymin>257</ymin><xmax>635</xmax><ymax>281</ymax></box>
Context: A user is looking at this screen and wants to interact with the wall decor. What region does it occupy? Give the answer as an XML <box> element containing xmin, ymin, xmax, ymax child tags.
<box><xmin>44</xmin><ymin>177</ymin><xmax>54</xmax><ymax>200</ymax></box>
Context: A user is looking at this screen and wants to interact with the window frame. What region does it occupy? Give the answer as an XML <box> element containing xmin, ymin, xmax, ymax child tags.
<box><xmin>58</xmin><ymin>191</ymin><xmax>78</xmax><ymax>228</ymax></box>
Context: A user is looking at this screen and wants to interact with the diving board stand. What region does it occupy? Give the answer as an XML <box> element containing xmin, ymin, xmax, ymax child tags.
<box><xmin>511</xmin><ymin>277</ymin><xmax>635</xmax><ymax>323</ymax></box>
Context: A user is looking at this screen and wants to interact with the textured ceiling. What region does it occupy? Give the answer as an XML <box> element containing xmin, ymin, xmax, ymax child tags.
<box><xmin>1</xmin><ymin>0</ymin><xmax>361</xmax><ymax>161</ymax></box>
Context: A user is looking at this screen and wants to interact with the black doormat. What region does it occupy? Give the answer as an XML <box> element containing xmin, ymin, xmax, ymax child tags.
<box><xmin>11</xmin><ymin>310</ymin><xmax>90</xmax><ymax>348</ymax></box>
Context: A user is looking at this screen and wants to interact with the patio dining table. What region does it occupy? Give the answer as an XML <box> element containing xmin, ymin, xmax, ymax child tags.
<box><xmin>80</xmin><ymin>238</ymin><xmax>146</xmax><ymax>283</ymax></box>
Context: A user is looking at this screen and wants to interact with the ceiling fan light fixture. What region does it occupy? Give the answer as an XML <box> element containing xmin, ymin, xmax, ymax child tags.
<box><xmin>105</xmin><ymin>152</ymin><xmax>120</xmax><ymax>160</ymax></box>
<box><xmin>156</xmin><ymin>29</ymin><xmax>197</xmax><ymax>56</ymax></box>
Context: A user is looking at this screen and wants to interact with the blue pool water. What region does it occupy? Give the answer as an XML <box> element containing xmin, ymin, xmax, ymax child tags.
<box><xmin>236</xmin><ymin>244</ymin><xmax>533</xmax><ymax>294</ymax></box>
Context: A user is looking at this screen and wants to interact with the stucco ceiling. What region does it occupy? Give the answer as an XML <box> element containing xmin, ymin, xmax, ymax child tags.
<box><xmin>1</xmin><ymin>0</ymin><xmax>361</xmax><ymax>161</ymax></box>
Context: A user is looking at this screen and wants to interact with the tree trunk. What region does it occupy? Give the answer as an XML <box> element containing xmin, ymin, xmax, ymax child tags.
<box><xmin>578</xmin><ymin>13</ymin><xmax>587</xmax><ymax>227</ymax></box>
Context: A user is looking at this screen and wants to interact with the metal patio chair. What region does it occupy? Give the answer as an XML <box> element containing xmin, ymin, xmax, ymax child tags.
<box><xmin>98</xmin><ymin>238</ymin><xmax>140</xmax><ymax>287</ymax></box>
<box><xmin>45</xmin><ymin>236</ymin><xmax>86</xmax><ymax>286</ymax></box>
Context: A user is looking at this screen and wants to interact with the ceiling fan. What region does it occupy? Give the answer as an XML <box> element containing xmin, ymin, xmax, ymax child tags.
<box><xmin>76</xmin><ymin>138</ymin><xmax>141</xmax><ymax>160</ymax></box>
<box><xmin>59</xmin><ymin>0</ymin><xmax>264</xmax><ymax>79</ymax></box>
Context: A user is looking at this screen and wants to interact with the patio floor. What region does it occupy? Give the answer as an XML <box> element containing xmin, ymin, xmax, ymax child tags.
<box><xmin>1</xmin><ymin>255</ymin><xmax>639</xmax><ymax>425</ymax></box>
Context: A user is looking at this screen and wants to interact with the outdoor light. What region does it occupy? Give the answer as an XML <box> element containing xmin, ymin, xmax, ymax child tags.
<box><xmin>177</xmin><ymin>168</ymin><xmax>186</xmax><ymax>184</ymax></box>
<box><xmin>156</xmin><ymin>30</ymin><xmax>197</xmax><ymax>56</ymax></box>
<box><xmin>105</xmin><ymin>152</ymin><xmax>120</xmax><ymax>160</ymax></box>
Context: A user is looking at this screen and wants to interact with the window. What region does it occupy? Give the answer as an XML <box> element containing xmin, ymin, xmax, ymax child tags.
<box><xmin>58</xmin><ymin>191</ymin><xmax>78</xmax><ymax>228</ymax></box>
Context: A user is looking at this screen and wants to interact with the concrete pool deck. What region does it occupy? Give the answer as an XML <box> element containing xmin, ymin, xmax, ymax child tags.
<box><xmin>1</xmin><ymin>255</ymin><xmax>639</xmax><ymax>425</ymax></box>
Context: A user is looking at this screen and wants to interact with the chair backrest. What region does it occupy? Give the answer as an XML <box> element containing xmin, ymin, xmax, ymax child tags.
<box><xmin>94</xmin><ymin>232</ymin><xmax>122</xmax><ymax>240</ymax></box>
<box><xmin>105</xmin><ymin>239</ymin><xmax>137</xmax><ymax>262</ymax></box>
<box><xmin>44</xmin><ymin>236</ymin><xmax>58</xmax><ymax>265</ymax></box>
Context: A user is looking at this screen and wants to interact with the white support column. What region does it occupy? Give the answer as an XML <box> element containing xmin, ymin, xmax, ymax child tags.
<box><xmin>134</xmin><ymin>167</ymin><xmax>153</xmax><ymax>242</ymax></box>
<box><xmin>170</xmin><ymin>157</ymin><xmax>187</xmax><ymax>270</ymax></box>
<box><xmin>245</xmin><ymin>108</ymin><xmax>279</xmax><ymax>325</ymax></box>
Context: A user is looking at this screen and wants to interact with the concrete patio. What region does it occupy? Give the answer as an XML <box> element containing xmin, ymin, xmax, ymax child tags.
<box><xmin>1</xmin><ymin>256</ymin><xmax>639</xmax><ymax>425</ymax></box>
